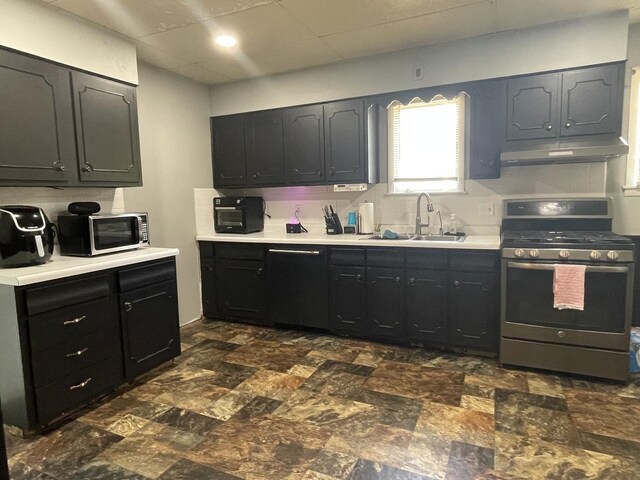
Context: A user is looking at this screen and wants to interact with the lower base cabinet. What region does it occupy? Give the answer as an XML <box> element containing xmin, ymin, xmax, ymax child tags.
<box><xmin>0</xmin><ymin>257</ymin><xmax>180</xmax><ymax>433</ymax></box>
<box><xmin>200</xmin><ymin>242</ymin><xmax>499</xmax><ymax>353</ymax></box>
<box><xmin>0</xmin><ymin>399</ymin><xmax>9</xmax><ymax>480</ymax></box>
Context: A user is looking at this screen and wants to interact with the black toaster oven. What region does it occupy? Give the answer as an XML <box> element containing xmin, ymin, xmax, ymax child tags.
<box><xmin>214</xmin><ymin>197</ymin><xmax>264</xmax><ymax>234</ymax></box>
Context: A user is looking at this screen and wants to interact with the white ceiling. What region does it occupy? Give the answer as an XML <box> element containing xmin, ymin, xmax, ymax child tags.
<box><xmin>42</xmin><ymin>0</ymin><xmax>640</xmax><ymax>85</ymax></box>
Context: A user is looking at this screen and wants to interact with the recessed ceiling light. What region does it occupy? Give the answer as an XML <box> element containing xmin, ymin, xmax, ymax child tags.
<box><xmin>214</xmin><ymin>35</ymin><xmax>237</xmax><ymax>48</ymax></box>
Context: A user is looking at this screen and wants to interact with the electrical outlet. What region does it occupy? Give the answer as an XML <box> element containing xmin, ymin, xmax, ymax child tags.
<box><xmin>413</xmin><ymin>64</ymin><xmax>424</xmax><ymax>81</ymax></box>
<box><xmin>478</xmin><ymin>202</ymin><xmax>495</xmax><ymax>216</ymax></box>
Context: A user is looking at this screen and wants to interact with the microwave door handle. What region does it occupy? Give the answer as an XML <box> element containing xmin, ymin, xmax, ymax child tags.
<box><xmin>136</xmin><ymin>216</ymin><xmax>144</xmax><ymax>245</ymax></box>
<box><xmin>507</xmin><ymin>261</ymin><xmax>629</xmax><ymax>274</ymax></box>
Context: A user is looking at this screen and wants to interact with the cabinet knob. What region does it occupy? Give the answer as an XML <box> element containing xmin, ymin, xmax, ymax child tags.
<box><xmin>409</xmin><ymin>277</ymin><xmax>415</xmax><ymax>286</ymax></box>
<box><xmin>207</xmin><ymin>265</ymin><xmax>215</xmax><ymax>272</ymax></box>
<box><xmin>565</xmin><ymin>123</ymin><xmax>571</xmax><ymax>128</ymax></box>
<box><xmin>55</xmin><ymin>164</ymin><xmax>66</xmax><ymax>172</ymax></box>
<box><xmin>252</xmin><ymin>174</ymin><xmax>257</xmax><ymax>179</ymax></box>
<box><xmin>82</xmin><ymin>165</ymin><xmax>93</xmax><ymax>172</ymax></box>
<box><xmin>546</xmin><ymin>125</ymin><xmax>552</xmax><ymax>131</ymax></box>
<box><xmin>256</xmin><ymin>267</ymin><xmax>263</xmax><ymax>275</ymax></box>
<box><xmin>329</xmin><ymin>167</ymin><xmax>335</xmax><ymax>176</ymax></box>
<box><xmin>454</xmin><ymin>280</ymin><xmax>460</xmax><ymax>287</ymax></box>
<box><xmin>316</xmin><ymin>171</ymin><xmax>322</xmax><ymax>176</ymax></box>
<box><xmin>239</xmin><ymin>175</ymin><xmax>244</xmax><ymax>179</ymax></box>
<box><xmin>124</xmin><ymin>301</ymin><xmax>133</xmax><ymax>312</ymax></box>
<box><xmin>395</xmin><ymin>277</ymin><xmax>401</xmax><ymax>284</ymax></box>
<box><xmin>356</xmin><ymin>274</ymin><xmax>362</xmax><ymax>282</ymax></box>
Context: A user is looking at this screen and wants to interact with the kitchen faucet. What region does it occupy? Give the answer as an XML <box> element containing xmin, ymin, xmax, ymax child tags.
<box><xmin>415</xmin><ymin>192</ymin><xmax>435</xmax><ymax>235</ymax></box>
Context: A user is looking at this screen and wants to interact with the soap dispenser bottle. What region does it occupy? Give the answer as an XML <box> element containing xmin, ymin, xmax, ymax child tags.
<box><xmin>448</xmin><ymin>214</ymin><xmax>458</xmax><ymax>235</ymax></box>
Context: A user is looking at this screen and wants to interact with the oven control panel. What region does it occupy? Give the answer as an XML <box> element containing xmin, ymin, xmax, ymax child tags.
<box><xmin>503</xmin><ymin>248</ymin><xmax>633</xmax><ymax>263</ymax></box>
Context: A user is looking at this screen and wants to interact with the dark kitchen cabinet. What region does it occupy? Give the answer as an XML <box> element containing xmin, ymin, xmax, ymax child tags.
<box><xmin>267</xmin><ymin>247</ymin><xmax>329</xmax><ymax>329</ymax></box>
<box><xmin>406</xmin><ymin>269</ymin><xmax>448</xmax><ymax>345</ymax></box>
<box><xmin>245</xmin><ymin>110</ymin><xmax>285</xmax><ymax>186</ymax></box>
<box><xmin>118</xmin><ymin>259</ymin><xmax>181</xmax><ymax>381</ymax></box>
<box><xmin>216</xmin><ymin>259</ymin><xmax>267</xmax><ymax>321</ymax></box>
<box><xmin>506</xmin><ymin>63</ymin><xmax>624</xmax><ymax>143</ymax></box>
<box><xmin>469</xmin><ymin>79</ymin><xmax>505</xmax><ymax>179</ymax></box>
<box><xmin>324</xmin><ymin>99</ymin><xmax>366</xmax><ymax>183</ymax></box>
<box><xmin>506</xmin><ymin>73</ymin><xmax>559</xmax><ymax>141</ymax></box>
<box><xmin>200</xmin><ymin>244</ymin><xmax>218</xmax><ymax>319</ymax></box>
<box><xmin>71</xmin><ymin>71</ymin><xmax>142</xmax><ymax>185</ymax></box>
<box><xmin>0</xmin><ymin>257</ymin><xmax>179</xmax><ymax>433</ymax></box>
<box><xmin>284</xmin><ymin>105</ymin><xmax>325</xmax><ymax>184</ymax></box>
<box><xmin>560</xmin><ymin>64</ymin><xmax>623</xmax><ymax>137</ymax></box>
<box><xmin>329</xmin><ymin>265</ymin><xmax>366</xmax><ymax>335</ymax></box>
<box><xmin>212</xmin><ymin>114</ymin><xmax>246</xmax><ymax>187</ymax></box>
<box><xmin>0</xmin><ymin>49</ymin><xmax>77</xmax><ymax>185</ymax></box>
<box><xmin>0</xmin><ymin>399</ymin><xmax>9</xmax><ymax>480</ymax></box>
<box><xmin>366</xmin><ymin>267</ymin><xmax>405</xmax><ymax>342</ymax></box>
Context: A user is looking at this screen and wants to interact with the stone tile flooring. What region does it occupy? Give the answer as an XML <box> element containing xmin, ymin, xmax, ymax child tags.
<box><xmin>5</xmin><ymin>319</ymin><xmax>640</xmax><ymax>479</ymax></box>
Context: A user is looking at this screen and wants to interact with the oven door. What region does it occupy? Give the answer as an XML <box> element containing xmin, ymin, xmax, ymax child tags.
<box><xmin>502</xmin><ymin>260</ymin><xmax>632</xmax><ymax>351</ymax></box>
<box><xmin>89</xmin><ymin>215</ymin><xmax>142</xmax><ymax>254</ymax></box>
<box><xmin>215</xmin><ymin>207</ymin><xmax>245</xmax><ymax>232</ymax></box>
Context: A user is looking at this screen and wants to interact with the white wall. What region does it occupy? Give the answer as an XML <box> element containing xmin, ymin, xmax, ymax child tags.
<box><xmin>0</xmin><ymin>0</ymin><xmax>137</xmax><ymax>84</ymax></box>
<box><xmin>608</xmin><ymin>24</ymin><xmax>640</xmax><ymax>235</ymax></box>
<box><xmin>125</xmin><ymin>63</ymin><xmax>212</xmax><ymax>325</ymax></box>
<box><xmin>205</xmin><ymin>13</ymin><xmax>627</xmax><ymax>235</ymax></box>
<box><xmin>210</xmin><ymin>12</ymin><xmax>628</xmax><ymax>115</ymax></box>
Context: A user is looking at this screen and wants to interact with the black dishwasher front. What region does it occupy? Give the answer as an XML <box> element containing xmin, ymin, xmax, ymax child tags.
<box><xmin>267</xmin><ymin>246</ymin><xmax>329</xmax><ymax>329</ymax></box>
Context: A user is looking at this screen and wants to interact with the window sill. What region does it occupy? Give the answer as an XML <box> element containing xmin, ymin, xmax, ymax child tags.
<box><xmin>622</xmin><ymin>185</ymin><xmax>640</xmax><ymax>197</ymax></box>
<box><xmin>385</xmin><ymin>190</ymin><xmax>467</xmax><ymax>197</ymax></box>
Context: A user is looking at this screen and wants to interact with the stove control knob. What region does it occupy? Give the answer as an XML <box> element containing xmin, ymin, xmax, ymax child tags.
<box><xmin>607</xmin><ymin>251</ymin><xmax>619</xmax><ymax>261</ymax></box>
<box><xmin>590</xmin><ymin>251</ymin><xmax>602</xmax><ymax>261</ymax></box>
<box><xmin>529</xmin><ymin>249</ymin><xmax>540</xmax><ymax>258</ymax></box>
<box><xmin>559</xmin><ymin>250</ymin><xmax>570</xmax><ymax>259</ymax></box>
<box><xmin>514</xmin><ymin>249</ymin><xmax>525</xmax><ymax>258</ymax></box>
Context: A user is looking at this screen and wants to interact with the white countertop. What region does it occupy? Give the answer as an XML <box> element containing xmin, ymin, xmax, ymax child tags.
<box><xmin>0</xmin><ymin>247</ymin><xmax>180</xmax><ymax>286</ymax></box>
<box><xmin>196</xmin><ymin>231</ymin><xmax>500</xmax><ymax>250</ymax></box>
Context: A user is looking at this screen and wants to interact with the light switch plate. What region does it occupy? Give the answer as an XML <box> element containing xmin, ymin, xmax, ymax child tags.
<box><xmin>478</xmin><ymin>202</ymin><xmax>495</xmax><ymax>216</ymax></box>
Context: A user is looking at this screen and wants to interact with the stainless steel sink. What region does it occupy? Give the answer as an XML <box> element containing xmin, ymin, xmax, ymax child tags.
<box><xmin>360</xmin><ymin>234</ymin><xmax>415</xmax><ymax>240</ymax></box>
<box><xmin>410</xmin><ymin>234</ymin><xmax>465</xmax><ymax>242</ymax></box>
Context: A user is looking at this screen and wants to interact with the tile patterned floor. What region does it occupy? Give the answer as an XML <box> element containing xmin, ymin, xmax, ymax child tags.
<box><xmin>5</xmin><ymin>319</ymin><xmax>640</xmax><ymax>479</ymax></box>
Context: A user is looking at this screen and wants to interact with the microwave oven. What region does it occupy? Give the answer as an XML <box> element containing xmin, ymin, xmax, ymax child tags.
<box><xmin>214</xmin><ymin>197</ymin><xmax>264</xmax><ymax>234</ymax></box>
<box><xmin>57</xmin><ymin>213</ymin><xmax>149</xmax><ymax>256</ymax></box>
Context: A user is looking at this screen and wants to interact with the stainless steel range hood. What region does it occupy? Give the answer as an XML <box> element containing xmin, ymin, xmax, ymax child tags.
<box><xmin>500</xmin><ymin>137</ymin><xmax>628</xmax><ymax>167</ymax></box>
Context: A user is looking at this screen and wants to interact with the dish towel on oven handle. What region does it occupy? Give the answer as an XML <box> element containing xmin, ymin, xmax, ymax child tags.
<box><xmin>553</xmin><ymin>264</ymin><xmax>586</xmax><ymax>310</ymax></box>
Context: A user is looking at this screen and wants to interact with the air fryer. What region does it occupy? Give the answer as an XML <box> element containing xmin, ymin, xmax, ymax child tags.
<box><xmin>0</xmin><ymin>206</ymin><xmax>54</xmax><ymax>267</ymax></box>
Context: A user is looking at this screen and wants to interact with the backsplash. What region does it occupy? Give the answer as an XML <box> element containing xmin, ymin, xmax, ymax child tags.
<box><xmin>0</xmin><ymin>187</ymin><xmax>124</xmax><ymax>250</ymax></box>
<box><xmin>194</xmin><ymin>162</ymin><xmax>608</xmax><ymax>236</ymax></box>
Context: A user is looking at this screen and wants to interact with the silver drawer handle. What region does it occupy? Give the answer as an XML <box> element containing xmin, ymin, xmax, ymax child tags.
<box><xmin>69</xmin><ymin>377</ymin><xmax>92</xmax><ymax>390</ymax></box>
<box><xmin>63</xmin><ymin>315</ymin><xmax>86</xmax><ymax>326</ymax></box>
<box><xmin>66</xmin><ymin>347</ymin><xmax>89</xmax><ymax>358</ymax></box>
<box><xmin>268</xmin><ymin>249</ymin><xmax>321</xmax><ymax>255</ymax></box>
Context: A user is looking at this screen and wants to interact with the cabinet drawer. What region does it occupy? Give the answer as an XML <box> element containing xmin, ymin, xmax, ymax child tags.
<box><xmin>28</xmin><ymin>296</ymin><xmax>117</xmax><ymax>352</ymax></box>
<box><xmin>367</xmin><ymin>248</ymin><xmax>404</xmax><ymax>267</ymax></box>
<box><xmin>450</xmin><ymin>252</ymin><xmax>498</xmax><ymax>272</ymax></box>
<box><xmin>330</xmin><ymin>248</ymin><xmax>365</xmax><ymax>266</ymax></box>
<box><xmin>24</xmin><ymin>275</ymin><xmax>110</xmax><ymax>316</ymax></box>
<box><xmin>35</xmin><ymin>356</ymin><xmax>122</xmax><ymax>424</ymax></box>
<box><xmin>216</xmin><ymin>243</ymin><xmax>264</xmax><ymax>260</ymax></box>
<box><xmin>405</xmin><ymin>250</ymin><xmax>448</xmax><ymax>270</ymax></box>
<box><xmin>31</xmin><ymin>330</ymin><xmax>118</xmax><ymax>388</ymax></box>
<box><xmin>119</xmin><ymin>258</ymin><xmax>176</xmax><ymax>292</ymax></box>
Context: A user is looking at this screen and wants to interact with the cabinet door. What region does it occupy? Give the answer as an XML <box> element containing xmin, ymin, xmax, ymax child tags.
<box><xmin>449</xmin><ymin>272</ymin><xmax>499</xmax><ymax>351</ymax></box>
<box><xmin>201</xmin><ymin>258</ymin><xmax>217</xmax><ymax>318</ymax></box>
<box><xmin>469</xmin><ymin>80</ymin><xmax>504</xmax><ymax>179</ymax></box>
<box><xmin>284</xmin><ymin>105</ymin><xmax>325</xmax><ymax>184</ymax></box>
<box><xmin>406</xmin><ymin>269</ymin><xmax>448</xmax><ymax>344</ymax></box>
<box><xmin>0</xmin><ymin>50</ymin><xmax>76</xmax><ymax>184</ymax></box>
<box><xmin>324</xmin><ymin>99</ymin><xmax>366</xmax><ymax>183</ymax></box>
<box><xmin>0</xmin><ymin>401</ymin><xmax>9</xmax><ymax>480</ymax></box>
<box><xmin>267</xmin><ymin>248</ymin><xmax>328</xmax><ymax>329</ymax></box>
<box><xmin>71</xmin><ymin>72</ymin><xmax>141</xmax><ymax>185</ymax></box>
<box><xmin>216</xmin><ymin>259</ymin><xmax>267</xmax><ymax>320</ymax></box>
<box><xmin>120</xmin><ymin>280</ymin><xmax>181</xmax><ymax>379</ymax></box>
<box><xmin>506</xmin><ymin>73</ymin><xmax>559</xmax><ymax>141</ymax></box>
<box><xmin>560</xmin><ymin>64</ymin><xmax>623</xmax><ymax>137</ymax></box>
<box><xmin>211</xmin><ymin>114</ymin><xmax>246</xmax><ymax>187</ymax></box>
<box><xmin>245</xmin><ymin>110</ymin><xmax>285</xmax><ymax>186</ymax></box>
<box><xmin>366</xmin><ymin>267</ymin><xmax>405</xmax><ymax>341</ymax></box>
<box><xmin>330</xmin><ymin>265</ymin><xmax>366</xmax><ymax>335</ymax></box>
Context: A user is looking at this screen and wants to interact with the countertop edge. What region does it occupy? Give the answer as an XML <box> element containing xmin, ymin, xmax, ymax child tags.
<box><xmin>195</xmin><ymin>234</ymin><xmax>500</xmax><ymax>250</ymax></box>
<box><xmin>0</xmin><ymin>247</ymin><xmax>180</xmax><ymax>287</ymax></box>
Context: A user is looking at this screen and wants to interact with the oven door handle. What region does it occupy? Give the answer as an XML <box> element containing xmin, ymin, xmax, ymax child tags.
<box><xmin>507</xmin><ymin>261</ymin><xmax>629</xmax><ymax>274</ymax></box>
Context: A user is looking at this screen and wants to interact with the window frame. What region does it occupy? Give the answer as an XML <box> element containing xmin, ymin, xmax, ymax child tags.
<box><xmin>386</xmin><ymin>93</ymin><xmax>468</xmax><ymax>196</ymax></box>
<box><xmin>624</xmin><ymin>66</ymin><xmax>640</xmax><ymax>195</ymax></box>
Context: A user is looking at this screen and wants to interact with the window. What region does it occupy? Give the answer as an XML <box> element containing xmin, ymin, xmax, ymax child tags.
<box><xmin>626</xmin><ymin>67</ymin><xmax>640</xmax><ymax>193</ymax></box>
<box><xmin>388</xmin><ymin>93</ymin><xmax>468</xmax><ymax>194</ymax></box>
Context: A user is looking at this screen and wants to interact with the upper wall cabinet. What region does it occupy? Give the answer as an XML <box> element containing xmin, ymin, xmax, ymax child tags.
<box><xmin>71</xmin><ymin>72</ymin><xmax>142</xmax><ymax>185</ymax></box>
<box><xmin>506</xmin><ymin>63</ymin><xmax>624</xmax><ymax>142</ymax></box>
<box><xmin>469</xmin><ymin>79</ymin><xmax>505</xmax><ymax>179</ymax></box>
<box><xmin>0</xmin><ymin>48</ymin><xmax>143</xmax><ymax>187</ymax></box>
<box><xmin>211</xmin><ymin>99</ymin><xmax>377</xmax><ymax>189</ymax></box>
<box><xmin>0</xmin><ymin>49</ymin><xmax>77</xmax><ymax>185</ymax></box>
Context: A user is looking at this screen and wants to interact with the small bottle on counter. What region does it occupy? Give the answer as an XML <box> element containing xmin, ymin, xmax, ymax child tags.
<box><xmin>448</xmin><ymin>214</ymin><xmax>458</xmax><ymax>235</ymax></box>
